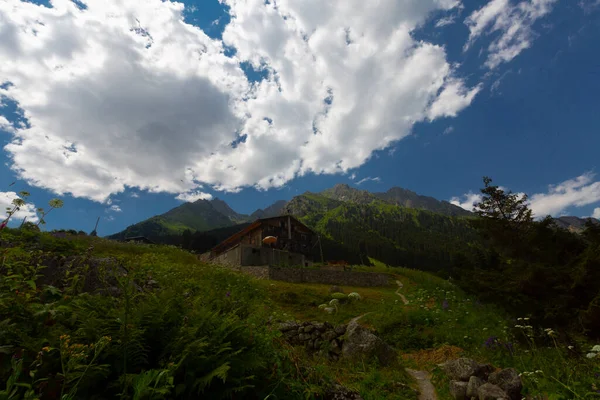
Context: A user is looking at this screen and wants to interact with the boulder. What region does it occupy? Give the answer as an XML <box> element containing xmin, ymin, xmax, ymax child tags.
<box><xmin>341</xmin><ymin>320</ymin><xmax>397</xmax><ymax>366</ymax></box>
<box><xmin>449</xmin><ymin>380</ymin><xmax>468</xmax><ymax>400</ymax></box>
<box><xmin>466</xmin><ymin>376</ymin><xmax>484</xmax><ymax>398</ymax></box>
<box><xmin>443</xmin><ymin>358</ymin><xmax>481</xmax><ymax>382</ymax></box>
<box><xmin>488</xmin><ymin>368</ymin><xmax>522</xmax><ymax>400</ymax></box>
<box><xmin>477</xmin><ymin>383</ymin><xmax>509</xmax><ymax>400</ymax></box>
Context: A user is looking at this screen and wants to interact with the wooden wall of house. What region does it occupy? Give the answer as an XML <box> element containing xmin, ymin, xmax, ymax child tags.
<box><xmin>258</xmin><ymin>217</ymin><xmax>315</xmax><ymax>257</ymax></box>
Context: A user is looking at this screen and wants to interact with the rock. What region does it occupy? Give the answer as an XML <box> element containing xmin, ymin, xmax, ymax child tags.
<box><xmin>323</xmin><ymin>383</ymin><xmax>363</xmax><ymax>400</ymax></box>
<box><xmin>449</xmin><ymin>380</ymin><xmax>468</xmax><ymax>400</ymax></box>
<box><xmin>313</xmin><ymin>322</ymin><xmax>326</xmax><ymax>331</ymax></box>
<box><xmin>314</xmin><ymin>339</ymin><xmax>322</xmax><ymax>350</ymax></box>
<box><xmin>341</xmin><ymin>320</ymin><xmax>397</xmax><ymax>366</ymax></box>
<box><xmin>477</xmin><ymin>383</ymin><xmax>509</xmax><ymax>400</ymax></box>
<box><xmin>305</xmin><ymin>325</ymin><xmax>315</xmax><ymax>333</ymax></box>
<box><xmin>335</xmin><ymin>325</ymin><xmax>347</xmax><ymax>336</ymax></box>
<box><xmin>467</xmin><ymin>376</ymin><xmax>484</xmax><ymax>398</ymax></box>
<box><xmin>298</xmin><ymin>326</ymin><xmax>305</xmax><ymax>333</ymax></box>
<box><xmin>443</xmin><ymin>358</ymin><xmax>482</xmax><ymax>382</ymax></box>
<box><xmin>488</xmin><ymin>368</ymin><xmax>522</xmax><ymax>400</ymax></box>
<box><xmin>279</xmin><ymin>321</ymin><xmax>299</xmax><ymax>332</ymax></box>
<box><xmin>283</xmin><ymin>329</ymin><xmax>298</xmax><ymax>339</ymax></box>
<box><xmin>322</xmin><ymin>330</ymin><xmax>338</xmax><ymax>342</ymax></box>
<box><xmin>298</xmin><ymin>333</ymin><xmax>311</xmax><ymax>342</ymax></box>
<box><xmin>330</xmin><ymin>340</ymin><xmax>342</xmax><ymax>354</ymax></box>
<box><xmin>329</xmin><ymin>286</ymin><xmax>344</xmax><ymax>294</ymax></box>
<box><xmin>475</xmin><ymin>364</ymin><xmax>495</xmax><ymax>380</ymax></box>
<box><xmin>323</xmin><ymin>321</ymin><xmax>334</xmax><ymax>330</ymax></box>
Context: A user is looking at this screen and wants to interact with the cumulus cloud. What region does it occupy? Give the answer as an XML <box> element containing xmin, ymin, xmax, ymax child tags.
<box><xmin>443</xmin><ymin>126</ymin><xmax>454</xmax><ymax>135</ymax></box>
<box><xmin>529</xmin><ymin>172</ymin><xmax>600</xmax><ymax>217</ymax></box>
<box><xmin>355</xmin><ymin>176</ymin><xmax>381</xmax><ymax>185</ymax></box>
<box><xmin>464</xmin><ymin>0</ymin><xmax>557</xmax><ymax>68</ymax></box>
<box><xmin>593</xmin><ymin>208</ymin><xmax>600</xmax><ymax>220</ymax></box>
<box><xmin>450</xmin><ymin>192</ymin><xmax>482</xmax><ymax>211</ymax></box>
<box><xmin>451</xmin><ymin>173</ymin><xmax>600</xmax><ymax>218</ymax></box>
<box><xmin>1</xmin><ymin>0</ymin><xmax>480</xmax><ymax>203</ymax></box>
<box><xmin>107</xmin><ymin>204</ymin><xmax>122</xmax><ymax>212</ymax></box>
<box><xmin>175</xmin><ymin>191</ymin><xmax>213</xmax><ymax>202</ymax></box>
<box><xmin>0</xmin><ymin>191</ymin><xmax>39</xmax><ymax>224</ymax></box>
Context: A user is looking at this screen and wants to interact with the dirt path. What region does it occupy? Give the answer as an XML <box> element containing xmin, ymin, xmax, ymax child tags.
<box><xmin>395</xmin><ymin>280</ymin><xmax>409</xmax><ymax>305</ymax></box>
<box><xmin>405</xmin><ymin>369</ymin><xmax>437</xmax><ymax>400</ymax></box>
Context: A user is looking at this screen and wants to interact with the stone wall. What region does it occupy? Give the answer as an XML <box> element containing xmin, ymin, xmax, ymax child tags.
<box><xmin>279</xmin><ymin>321</ymin><xmax>347</xmax><ymax>361</ymax></box>
<box><xmin>269</xmin><ymin>267</ymin><xmax>392</xmax><ymax>287</ymax></box>
<box><xmin>240</xmin><ymin>266</ymin><xmax>269</xmax><ymax>280</ymax></box>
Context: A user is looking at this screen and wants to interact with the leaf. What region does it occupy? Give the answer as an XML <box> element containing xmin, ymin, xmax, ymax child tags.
<box><xmin>26</xmin><ymin>280</ymin><xmax>36</xmax><ymax>290</ymax></box>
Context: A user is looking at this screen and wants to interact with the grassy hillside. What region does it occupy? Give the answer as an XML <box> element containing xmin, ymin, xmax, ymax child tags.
<box><xmin>1</xmin><ymin>228</ymin><xmax>597</xmax><ymax>399</ymax></box>
<box><xmin>284</xmin><ymin>193</ymin><xmax>478</xmax><ymax>273</ymax></box>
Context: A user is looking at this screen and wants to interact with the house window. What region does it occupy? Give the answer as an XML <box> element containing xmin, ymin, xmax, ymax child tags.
<box><xmin>300</xmin><ymin>234</ymin><xmax>306</xmax><ymax>241</ymax></box>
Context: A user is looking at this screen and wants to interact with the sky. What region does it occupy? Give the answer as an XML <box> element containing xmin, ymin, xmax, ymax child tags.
<box><xmin>0</xmin><ymin>0</ymin><xmax>599</xmax><ymax>236</ymax></box>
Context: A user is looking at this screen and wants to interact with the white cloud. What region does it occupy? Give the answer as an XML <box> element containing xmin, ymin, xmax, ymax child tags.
<box><xmin>175</xmin><ymin>190</ymin><xmax>213</xmax><ymax>202</ymax></box>
<box><xmin>452</xmin><ymin>173</ymin><xmax>600</xmax><ymax>218</ymax></box>
<box><xmin>107</xmin><ymin>204</ymin><xmax>122</xmax><ymax>212</ymax></box>
<box><xmin>435</xmin><ymin>15</ymin><xmax>457</xmax><ymax>28</ymax></box>
<box><xmin>348</xmin><ymin>173</ymin><xmax>357</xmax><ymax>180</ymax></box>
<box><xmin>427</xmin><ymin>79</ymin><xmax>482</xmax><ymax>119</ymax></box>
<box><xmin>450</xmin><ymin>192</ymin><xmax>482</xmax><ymax>211</ymax></box>
<box><xmin>130</xmin><ymin>192</ymin><xmax>139</xmax><ymax>198</ymax></box>
<box><xmin>464</xmin><ymin>0</ymin><xmax>557</xmax><ymax>68</ymax></box>
<box><xmin>529</xmin><ymin>172</ymin><xmax>600</xmax><ymax>217</ymax></box>
<box><xmin>592</xmin><ymin>208</ymin><xmax>600</xmax><ymax>220</ymax></box>
<box><xmin>355</xmin><ymin>176</ymin><xmax>381</xmax><ymax>185</ymax></box>
<box><xmin>443</xmin><ymin>125</ymin><xmax>454</xmax><ymax>135</ymax></box>
<box><xmin>0</xmin><ymin>191</ymin><xmax>39</xmax><ymax>224</ymax></box>
<box><xmin>0</xmin><ymin>0</ymin><xmax>480</xmax><ymax>203</ymax></box>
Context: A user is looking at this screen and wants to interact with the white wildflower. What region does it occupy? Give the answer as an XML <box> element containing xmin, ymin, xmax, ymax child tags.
<box><xmin>591</xmin><ymin>345</ymin><xmax>600</xmax><ymax>352</ymax></box>
<box><xmin>586</xmin><ymin>353</ymin><xmax>597</xmax><ymax>359</ymax></box>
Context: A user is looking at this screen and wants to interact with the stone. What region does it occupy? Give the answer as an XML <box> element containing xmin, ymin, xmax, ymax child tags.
<box><xmin>322</xmin><ymin>330</ymin><xmax>338</xmax><ymax>342</ymax></box>
<box><xmin>298</xmin><ymin>333</ymin><xmax>311</xmax><ymax>342</ymax></box>
<box><xmin>443</xmin><ymin>358</ymin><xmax>482</xmax><ymax>382</ymax></box>
<box><xmin>313</xmin><ymin>322</ymin><xmax>326</xmax><ymax>331</ymax></box>
<box><xmin>330</xmin><ymin>340</ymin><xmax>342</xmax><ymax>354</ymax></box>
<box><xmin>323</xmin><ymin>321</ymin><xmax>334</xmax><ymax>330</ymax></box>
<box><xmin>341</xmin><ymin>320</ymin><xmax>397</xmax><ymax>366</ymax></box>
<box><xmin>314</xmin><ymin>339</ymin><xmax>322</xmax><ymax>350</ymax></box>
<box><xmin>311</xmin><ymin>331</ymin><xmax>320</xmax><ymax>340</ymax></box>
<box><xmin>449</xmin><ymin>380</ymin><xmax>468</xmax><ymax>400</ymax></box>
<box><xmin>475</xmin><ymin>364</ymin><xmax>495</xmax><ymax>380</ymax></box>
<box><xmin>283</xmin><ymin>329</ymin><xmax>298</xmax><ymax>339</ymax></box>
<box><xmin>298</xmin><ymin>326</ymin><xmax>305</xmax><ymax>333</ymax></box>
<box><xmin>307</xmin><ymin>339</ymin><xmax>315</xmax><ymax>349</ymax></box>
<box><xmin>488</xmin><ymin>368</ymin><xmax>522</xmax><ymax>400</ymax></box>
<box><xmin>323</xmin><ymin>384</ymin><xmax>363</xmax><ymax>400</ymax></box>
<box><xmin>305</xmin><ymin>325</ymin><xmax>315</xmax><ymax>333</ymax></box>
<box><xmin>477</xmin><ymin>383</ymin><xmax>509</xmax><ymax>400</ymax></box>
<box><xmin>335</xmin><ymin>324</ymin><xmax>347</xmax><ymax>336</ymax></box>
<box><xmin>467</xmin><ymin>376</ymin><xmax>484</xmax><ymax>398</ymax></box>
<box><xmin>278</xmin><ymin>321</ymin><xmax>299</xmax><ymax>332</ymax></box>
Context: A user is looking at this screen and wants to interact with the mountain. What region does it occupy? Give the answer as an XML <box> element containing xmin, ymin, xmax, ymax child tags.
<box><xmin>283</xmin><ymin>190</ymin><xmax>478</xmax><ymax>273</ymax></box>
<box><xmin>107</xmin><ymin>198</ymin><xmax>247</xmax><ymax>240</ymax></box>
<box><xmin>319</xmin><ymin>184</ymin><xmax>471</xmax><ymax>217</ymax></box>
<box><xmin>250</xmin><ymin>200</ymin><xmax>288</xmax><ymax>220</ymax></box>
<box><xmin>553</xmin><ymin>216</ymin><xmax>600</xmax><ymax>233</ymax></box>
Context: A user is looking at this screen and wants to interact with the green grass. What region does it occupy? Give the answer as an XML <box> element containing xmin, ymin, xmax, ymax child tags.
<box><xmin>1</xmin><ymin>229</ymin><xmax>598</xmax><ymax>399</ymax></box>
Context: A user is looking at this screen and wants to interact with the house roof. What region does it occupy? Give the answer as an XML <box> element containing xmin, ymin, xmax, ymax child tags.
<box><xmin>210</xmin><ymin>215</ymin><xmax>314</xmax><ymax>255</ymax></box>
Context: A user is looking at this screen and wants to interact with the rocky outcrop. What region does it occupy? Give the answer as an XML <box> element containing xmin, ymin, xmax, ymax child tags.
<box><xmin>278</xmin><ymin>319</ymin><xmax>396</xmax><ymax>365</ymax></box>
<box><xmin>441</xmin><ymin>358</ymin><xmax>521</xmax><ymax>400</ymax></box>
<box><xmin>342</xmin><ymin>320</ymin><xmax>397</xmax><ymax>366</ymax></box>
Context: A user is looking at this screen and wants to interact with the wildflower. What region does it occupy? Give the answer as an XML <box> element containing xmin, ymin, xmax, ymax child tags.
<box><xmin>568</xmin><ymin>345</ymin><xmax>574</xmax><ymax>350</ymax></box>
<box><xmin>592</xmin><ymin>345</ymin><xmax>600</xmax><ymax>353</ymax></box>
<box><xmin>226</xmin><ymin>291</ymin><xmax>231</xmax><ymax>297</ymax></box>
<box><xmin>483</xmin><ymin>327</ymin><xmax>488</xmax><ymax>331</ymax></box>
<box><xmin>442</xmin><ymin>299</ymin><xmax>449</xmax><ymax>310</ymax></box>
<box><xmin>586</xmin><ymin>353</ymin><xmax>597</xmax><ymax>359</ymax></box>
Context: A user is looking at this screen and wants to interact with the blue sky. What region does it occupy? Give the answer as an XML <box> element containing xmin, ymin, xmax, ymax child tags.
<box><xmin>0</xmin><ymin>0</ymin><xmax>599</xmax><ymax>236</ymax></box>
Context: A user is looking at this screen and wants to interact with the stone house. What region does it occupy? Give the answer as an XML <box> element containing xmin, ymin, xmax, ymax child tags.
<box><xmin>208</xmin><ymin>215</ymin><xmax>316</xmax><ymax>267</ymax></box>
